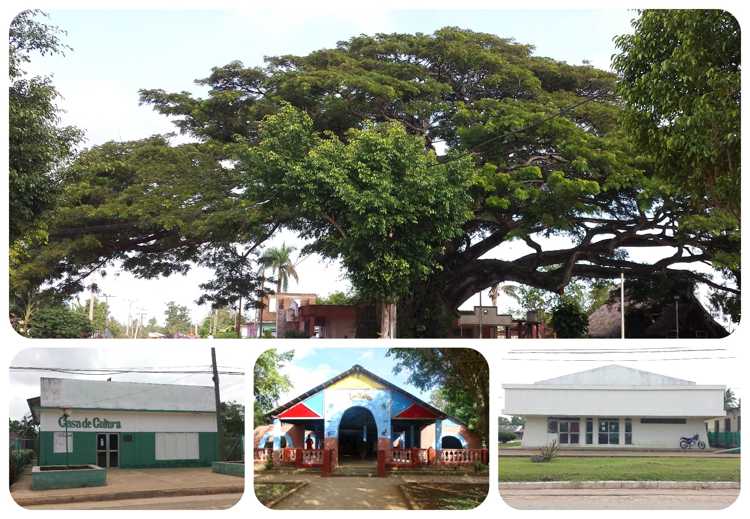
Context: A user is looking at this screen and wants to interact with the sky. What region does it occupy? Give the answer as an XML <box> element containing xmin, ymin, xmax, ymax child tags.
<box><xmin>22</xmin><ymin>7</ymin><xmax>722</xmax><ymax>327</ymax></box>
<box><xmin>8</xmin><ymin>345</ymin><xmax>247</xmax><ymax>419</ymax></box>
<box><xmin>497</xmin><ymin>346</ymin><xmax>743</xmax><ymax>418</ymax></box>
<box><xmin>267</xmin><ymin>347</ymin><xmax>439</xmax><ymax>406</ymax></box>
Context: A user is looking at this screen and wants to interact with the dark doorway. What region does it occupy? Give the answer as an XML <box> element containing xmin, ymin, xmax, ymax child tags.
<box><xmin>441</xmin><ymin>435</ymin><xmax>463</xmax><ymax>449</ymax></box>
<box><xmin>338</xmin><ymin>406</ymin><xmax>377</xmax><ymax>463</ymax></box>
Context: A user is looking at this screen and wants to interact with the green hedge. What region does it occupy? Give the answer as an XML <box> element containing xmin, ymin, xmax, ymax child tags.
<box><xmin>9</xmin><ymin>448</ymin><xmax>35</xmax><ymax>485</ymax></box>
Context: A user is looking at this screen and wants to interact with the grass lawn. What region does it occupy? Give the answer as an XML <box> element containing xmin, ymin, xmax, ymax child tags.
<box><xmin>499</xmin><ymin>456</ymin><xmax>740</xmax><ymax>482</ymax></box>
<box><xmin>402</xmin><ymin>483</ymin><xmax>488</xmax><ymax>510</ymax></box>
<box><xmin>254</xmin><ymin>482</ymin><xmax>302</xmax><ymax>507</ymax></box>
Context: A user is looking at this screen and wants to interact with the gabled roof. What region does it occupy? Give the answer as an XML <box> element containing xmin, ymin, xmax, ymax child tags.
<box><xmin>535</xmin><ymin>365</ymin><xmax>695</xmax><ymax>386</ymax></box>
<box><xmin>268</xmin><ymin>364</ymin><xmax>462</xmax><ymax>424</ymax></box>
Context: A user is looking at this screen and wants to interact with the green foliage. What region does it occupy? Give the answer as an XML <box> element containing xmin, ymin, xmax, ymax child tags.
<box><xmin>724</xmin><ymin>388</ymin><xmax>739</xmax><ymax>411</ymax></box>
<box><xmin>9</xmin><ymin>414</ymin><xmax>38</xmax><ymax>440</ymax></box>
<box><xmin>261</xmin><ymin>244</ymin><xmax>299</xmax><ymax>294</ymax></box>
<box><xmin>390</xmin><ymin>348</ymin><xmax>489</xmax><ymax>443</ymax></box>
<box><xmin>613</xmin><ymin>10</ymin><xmax>740</xmax><ymax>321</ymax></box>
<box><xmin>220</xmin><ymin>401</ymin><xmax>245</xmax><ymax>437</ymax></box>
<box><xmin>27</xmin><ymin>304</ymin><xmax>93</xmax><ymax>338</ymax></box>
<box><xmin>70</xmin><ymin>298</ymin><xmax>124</xmax><ymax>338</ymax></box>
<box><xmin>197</xmin><ymin>246</ymin><xmax>271</xmax><ymax>313</ymax></box>
<box><xmin>253</xmin><ymin>349</ymin><xmax>294</xmax><ymax>425</ymax></box>
<box><xmin>550</xmin><ymin>299</ymin><xmax>589</xmax><ymax>338</ymax></box>
<box><xmin>198</xmin><ymin>307</ymin><xmax>235</xmax><ymax>337</ymax></box>
<box><xmin>498</xmin><ymin>432</ymin><xmax>517</xmax><ymax>444</ymax></box>
<box><xmin>163</xmin><ymin>301</ymin><xmax>192</xmax><ymax>336</ymax></box>
<box><xmin>9</xmin><ymin>448</ymin><xmax>35</xmax><ymax>484</ymax></box>
<box><xmin>246</xmin><ymin>105</ymin><xmax>475</xmax><ymax>303</ymax></box>
<box><xmin>283</xmin><ymin>329</ymin><xmax>309</xmax><ymax>338</ymax></box>
<box><xmin>316</xmin><ymin>290</ymin><xmax>359</xmax><ymax>305</ymax></box>
<box><xmin>9</xmin><ymin>10</ymin><xmax>82</xmax><ymax>245</ymax></box>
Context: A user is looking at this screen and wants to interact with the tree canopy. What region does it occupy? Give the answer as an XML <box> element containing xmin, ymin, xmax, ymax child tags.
<box><xmin>253</xmin><ymin>349</ymin><xmax>294</xmax><ymax>425</ymax></box>
<box><xmin>388</xmin><ymin>348</ymin><xmax>489</xmax><ymax>443</ymax></box>
<box><xmin>11</xmin><ymin>22</ymin><xmax>740</xmax><ymax>335</ymax></box>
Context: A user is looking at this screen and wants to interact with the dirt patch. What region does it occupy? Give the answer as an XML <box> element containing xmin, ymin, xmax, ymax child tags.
<box><xmin>254</xmin><ymin>482</ymin><xmax>307</xmax><ymax>508</ymax></box>
<box><xmin>400</xmin><ymin>482</ymin><xmax>488</xmax><ymax>510</ymax></box>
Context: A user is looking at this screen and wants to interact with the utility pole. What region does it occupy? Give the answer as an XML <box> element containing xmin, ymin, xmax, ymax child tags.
<box><xmin>478</xmin><ymin>289</ymin><xmax>483</xmax><ymax>339</ymax></box>
<box><xmin>211</xmin><ymin>347</ymin><xmax>225</xmax><ymax>461</ymax></box>
<box><xmin>674</xmin><ymin>296</ymin><xmax>680</xmax><ymax>338</ymax></box>
<box><xmin>620</xmin><ymin>272</ymin><xmax>625</xmax><ymax>339</ymax></box>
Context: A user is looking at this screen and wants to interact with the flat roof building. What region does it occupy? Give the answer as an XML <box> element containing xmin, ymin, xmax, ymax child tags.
<box><xmin>502</xmin><ymin>365</ymin><xmax>725</xmax><ymax>449</ymax></box>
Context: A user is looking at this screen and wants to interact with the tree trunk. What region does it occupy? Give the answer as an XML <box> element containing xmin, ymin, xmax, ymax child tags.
<box><xmin>379</xmin><ymin>301</ymin><xmax>397</xmax><ymax>339</ymax></box>
<box><xmin>235</xmin><ymin>296</ymin><xmax>242</xmax><ymax>337</ymax></box>
<box><xmin>275</xmin><ymin>282</ymin><xmax>284</xmax><ymax>338</ymax></box>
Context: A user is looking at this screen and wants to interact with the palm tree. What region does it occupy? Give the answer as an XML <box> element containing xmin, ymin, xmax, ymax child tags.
<box><xmin>261</xmin><ymin>243</ymin><xmax>300</xmax><ymax>337</ymax></box>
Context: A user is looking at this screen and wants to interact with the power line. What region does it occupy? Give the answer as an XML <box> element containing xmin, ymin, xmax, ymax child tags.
<box><xmin>428</xmin><ymin>89</ymin><xmax>610</xmax><ymax>168</ymax></box>
<box><xmin>9</xmin><ymin>366</ymin><xmax>245</xmax><ymax>376</ymax></box>
<box><xmin>501</xmin><ymin>356</ymin><xmax>737</xmax><ymax>362</ymax></box>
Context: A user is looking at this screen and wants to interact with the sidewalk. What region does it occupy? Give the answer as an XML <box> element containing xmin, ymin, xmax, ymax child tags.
<box><xmin>11</xmin><ymin>467</ymin><xmax>245</xmax><ymax>507</ymax></box>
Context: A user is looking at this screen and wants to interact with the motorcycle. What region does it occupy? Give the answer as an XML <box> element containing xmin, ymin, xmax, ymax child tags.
<box><xmin>679</xmin><ymin>434</ymin><xmax>706</xmax><ymax>450</ymax></box>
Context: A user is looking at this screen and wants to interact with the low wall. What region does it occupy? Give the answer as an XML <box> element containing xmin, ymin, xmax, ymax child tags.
<box><xmin>32</xmin><ymin>465</ymin><xmax>106</xmax><ymax>490</ymax></box>
<box><xmin>212</xmin><ymin>461</ymin><xmax>244</xmax><ymax>477</ymax></box>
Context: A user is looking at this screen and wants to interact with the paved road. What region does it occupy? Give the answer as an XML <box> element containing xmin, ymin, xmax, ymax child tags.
<box><xmin>24</xmin><ymin>493</ymin><xmax>243</xmax><ymax>510</ymax></box>
<box><xmin>501</xmin><ymin>488</ymin><xmax>740</xmax><ymax>509</ymax></box>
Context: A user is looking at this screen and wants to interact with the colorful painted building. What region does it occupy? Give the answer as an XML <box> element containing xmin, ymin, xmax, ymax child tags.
<box><xmin>253</xmin><ymin>365</ymin><xmax>481</xmax><ymax>467</ymax></box>
<box><xmin>28</xmin><ymin>378</ymin><xmax>218</xmax><ymax>468</ymax></box>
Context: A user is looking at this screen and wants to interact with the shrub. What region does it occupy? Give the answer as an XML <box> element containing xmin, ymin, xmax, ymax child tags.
<box><xmin>9</xmin><ymin>448</ymin><xmax>34</xmax><ymax>484</ymax></box>
<box><xmin>498</xmin><ymin>431</ymin><xmax>517</xmax><ymax>443</ymax></box>
<box><xmin>284</xmin><ymin>329</ymin><xmax>309</xmax><ymax>338</ymax></box>
<box><xmin>539</xmin><ymin>440</ymin><xmax>559</xmax><ymax>461</ymax></box>
<box><xmin>472</xmin><ymin>460</ymin><xmax>487</xmax><ymax>474</ymax></box>
<box><xmin>551</xmin><ymin>299</ymin><xmax>589</xmax><ymax>338</ymax></box>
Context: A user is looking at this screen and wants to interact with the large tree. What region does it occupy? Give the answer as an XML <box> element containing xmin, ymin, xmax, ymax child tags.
<box><xmin>15</xmin><ymin>26</ymin><xmax>740</xmax><ymax>335</ymax></box>
<box><xmin>388</xmin><ymin>348</ymin><xmax>490</xmax><ymax>444</ymax></box>
<box><xmin>253</xmin><ymin>349</ymin><xmax>294</xmax><ymax>425</ymax></box>
<box><xmin>612</xmin><ymin>10</ymin><xmax>740</xmax><ymax>322</ymax></box>
<box><xmin>9</xmin><ymin>10</ymin><xmax>82</xmax><ymax>245</ymax></box>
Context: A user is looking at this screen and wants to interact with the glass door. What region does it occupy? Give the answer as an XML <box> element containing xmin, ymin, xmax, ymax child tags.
<box><xmin>108</xmin><ymin>433</ymin><xmax>119</xmax><ymax>467</ymax></box>
<box><xmin>96</xmin><ymin>433</ymin><xmax>120</xmax><ymax>467</ymax></box>
<box><xmin>96</xmin><ymin>433</ymin><xmax>107</xmax><ymax>467</ymax></box>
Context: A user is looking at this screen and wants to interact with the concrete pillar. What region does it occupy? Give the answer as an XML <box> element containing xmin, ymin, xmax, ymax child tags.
<box><xmin>272</xmin><ymin>418</ymin><xmax>281</xmax><ymax>451</ymax></box>
<box><xmin>434</xmin><ymin>419</ymin><xmax>442</xmax><ymax>449</ymax></box>
<box><xmin>410</xmin><ymin>425</ymin><xmax>415</xmax><ymax>448</ymax></box>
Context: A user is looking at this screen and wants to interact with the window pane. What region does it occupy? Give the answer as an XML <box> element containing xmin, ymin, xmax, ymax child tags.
<box><xmin>548</xmin><ymin>420</ymin><xmax>558</xmax><ymax>433</ymax></box>
<box><xmin>570</xmin><ymin>434</ymin><xmax>579</xmax><ymax>444</ymax></box>
<box><xmin>625</xmin><ymin>421</ymin><xmax>632</xmax><ymax>433</ymax></box>
<box><xmin>611</xmin><ymin>433</ymin><xmax>619</xmax><ymax>444</ymax></box>
<box><xmin>625</xmin><ymin>433</ymin><xmax>632</xmax><ymax>445</ymax></box>
<box><xmin>599</xmin><ymin>422</ymin><xmax>607</xmax><ymax>432</ymax></box>
<box><xmin>560</xmin><ymin>422</ymin><xmax>569</xmax><ymax>433</ymax></box>
<box><xmin>560</xmin><ymin>433</ymin><xmax>568</xmax><ymax>444</ymax></box>
<box><xmin>599</xmin><ymin>433</ymin><xmax>608</xmax><ymax>444</ymax></box>
<box><xmin>586</xmin><ymin>433</ymin><xmax>593</xmax><ymax>445</ymax></box>
<box><xmin>570</xmin><ymin>422</ymin><xmax>580</xmax><ymax>433</ymax></box>
<box><xmin>586</xmin><ymin>419</ymin><xmax>593</xmax><ymax>433</ymax></box>
<box><xmin>609</xmin><ymin>421</ymin><xmax>619</xmax><ymax>432</ymax></box>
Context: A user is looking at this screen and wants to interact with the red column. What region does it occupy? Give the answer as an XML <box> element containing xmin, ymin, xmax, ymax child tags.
<box><xmin>321</xmin><ymin>449</ymin><xmax>331</xmax><ymax>477</ymax></box>
<box><xmin>377</xmin><ymin>449</ymin><xmax>387</xmax><ymax>477</ymax></box>
<box><xmin>481</xmin><ymin>448</ymin><xmax>489</xmax><ymax>465</ymax></box>
<box><xmin>296</xmin><ymin>448</ymin><xmax>303</xmax><ymax>468</ymax></box>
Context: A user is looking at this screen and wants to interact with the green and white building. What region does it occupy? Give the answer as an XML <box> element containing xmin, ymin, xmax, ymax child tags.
<box><xmin>28</xmin><ymin>377</ymin><xmax>218</xmax><ymax>468</ymax></box>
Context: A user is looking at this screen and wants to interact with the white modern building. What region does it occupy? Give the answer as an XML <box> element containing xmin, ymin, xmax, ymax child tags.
<box><xmin>502</xmin><ymin>365</ymin><xmax>725</xmax><ymax>449</ymax></box>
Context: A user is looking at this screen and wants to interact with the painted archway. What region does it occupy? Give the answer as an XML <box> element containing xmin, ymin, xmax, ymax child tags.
<box><xmin>337</xmin><ymin>406</ymin><xmax>378</xmax><ymax>462</ymax></box>
<box><xmin>259</xmin><ymin>431</ymin><xmax>294</xmax><ymax>449</ymax></box>
<box><xmin>440</xmin><ymin>433</ymin><xmax>467</xmax><ymax>449</ymax></box>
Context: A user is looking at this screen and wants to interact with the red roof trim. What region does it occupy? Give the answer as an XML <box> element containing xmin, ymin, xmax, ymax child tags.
<box><xmin>278</xmin><ymin>402</ymin><xmax>320</xmax><ymax>419</ymax></box>
<box><xmin>394</xmin><ymin>403</ymin><xmax>439</xmax><ymax>420</ymax></box>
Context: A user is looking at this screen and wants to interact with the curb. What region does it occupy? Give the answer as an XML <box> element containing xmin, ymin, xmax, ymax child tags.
<box><xmin>13</xmin><ymin>484</ymin><xmax>246</xmax><ymax>507</ymax></box>
<box><xmin>499</xmin><ymin>481</ymin><xmax>740</xmax><ymax>490</ymax></box>
<box><xmin>260</xmin><ymin>481</ymin><xmax>308</xmax><ymax>509</ymax></box>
